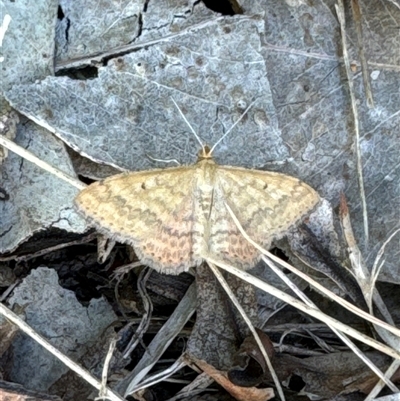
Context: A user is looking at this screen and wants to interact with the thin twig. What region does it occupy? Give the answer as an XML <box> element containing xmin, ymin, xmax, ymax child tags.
<box><xmin>336</xmin><ymin>0</ymin><xmax>369</xmax><ymax>246</ymax></box>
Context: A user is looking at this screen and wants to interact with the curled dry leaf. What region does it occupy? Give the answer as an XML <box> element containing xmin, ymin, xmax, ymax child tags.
<box><xmin>228</xmin><ymin>329</ymin><xmax>275</xmax><ymax>387</ymax></box>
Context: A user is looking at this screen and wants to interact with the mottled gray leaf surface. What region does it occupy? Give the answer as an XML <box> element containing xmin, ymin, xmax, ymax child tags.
<box><xmin>0</xmin><ymin>121</ymin><xmax>86</xmax><ymax>253</ymax></box>
<box><xmin>55</xmin><ymin>0</ymin><xmax>219</xmax><ymax>70</ymax></box>
<box><xmin>0</xmin><ymin>0</ymin><xmax>58</xmax><ymax>90</ymax></box>
<box><xmin>56</xmin><ymin>0</ymin><xmax>144</xmax><ymax>64</ymax></box>
<box><xmin>7</xmin><ymin>17</ymin><xmax>284</xmax><ymax>171</ymax></box>
<box><xmin>7</xmin><ymin>267</ymin><xmax>117</xmax><ymax>390</ymax></box>
<box><xmin>253</xmin><ymin>0</ymin><xmax>400</xmax><ymax>284</ymax></box>
<box><xmin>1</xmin><ymin>0</ymin><xmax>85</xmax><ymax>253</ymax></box>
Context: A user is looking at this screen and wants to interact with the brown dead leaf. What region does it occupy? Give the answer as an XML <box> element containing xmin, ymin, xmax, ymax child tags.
<box><xmin>190</xmin><ymin>355</ymin><xmax>274</xmax><ymax>401</ymax></box>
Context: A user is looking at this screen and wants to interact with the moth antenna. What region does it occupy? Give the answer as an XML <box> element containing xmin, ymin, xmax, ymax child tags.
<box><xmin>210</xmin><ymin>99</ymin><xmax>257</xmax><ymax>155</ymax></box>
<box><xmin>171</xmin><ymin>97</ymin><xmax>205</xmax><ymax>153</ymax></box>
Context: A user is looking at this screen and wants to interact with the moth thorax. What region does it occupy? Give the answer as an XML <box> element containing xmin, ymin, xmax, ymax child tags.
<box><xmin>197</xmin><ymin>145</ymin><xmax>213</xmax><ymax>161</ymax></box>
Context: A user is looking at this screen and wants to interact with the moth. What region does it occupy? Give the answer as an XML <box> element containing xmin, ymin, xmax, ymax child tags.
<box><xmin>75</xmin><ymin>144</ymin><xmax>319</xmax><ymax>275</ymax></box>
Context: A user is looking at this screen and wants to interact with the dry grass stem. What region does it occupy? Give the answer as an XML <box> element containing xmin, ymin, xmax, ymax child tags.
<box><xmin>0</xmin><ymin>14</ymin><xmax>12</xmax><ymax>45</ymax></box>
<box><xmin>336</xmin><ymin>0</ymin><xmax>369</xmax><ymax>246</ymax></box>
<box><xmin>261</xmin><ymin>256</ymin><xmax>397</xmax><ymax>390</ymax></box>
<box><xmin>0</xmin><ymin>302</ymin><xmax>124</xmax><ymax>401</ymax></box>
<box><xmin>121</xmin><ymin>283</ymin><xmax>197</xmax><ymax>397</ymax></box>
<box><xmin>225</xmin><ymin>202</ymin><xmax>400</xmax><ymax>339</ymax></box>
<box><xmin>122</xmin><ymin>267</ymin><xmax>153</xmax><ymax>357</ymax></box>
<box><xmin>207</xmin><ymin>255</ymin><xmax>400</xmax><ymax>361</ymax></box>
<box><xmin>340</xmin><ymin>195</ymin><xmax>396</xmax><ymax>326</ymax></box>
<box><xmin>371</xmin><ymin>229</ymin><xmax>400</xmax><ymax>296</ymax></box>
<box><xmin>340</xmin><ymin>197</ymin><xmax>400</xmax><ymax>397</ymax></box>
<box><xmin>364</xmin><ymin>360</ymin><xmax>400</xmax><ymax>401</ymax></box>
<box><xmin>350</xmin><ymin>0</ymin><xmax>374</xmax><ymax>108</ymax></box>
<box><xmin>0</xmin><ymin>134</ymin><xmax>86</xmax><ymax>190</ymax></box>
<box><xmin>385</xmin><ymin>0</ymin><xmax>400</xmax><ymax>10</ymax></box>
<box><xmin>128</xmin><ymin>357</ymin><xmax>188</xmax><ymax>395</ymax></box>
<box><xmin>171</xmin><ymin>371</ymin><xmax>215</xmax><ymax>401</ymax></box>
<box><xmin>96</xmin><ymin>338</ymin><xmax>117</xmax><ymax>401</ymax></box>
<box><xmin>0</xmin><ymin>232</ymin><xmax>98</xmax><ymax>262</ymax></box>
